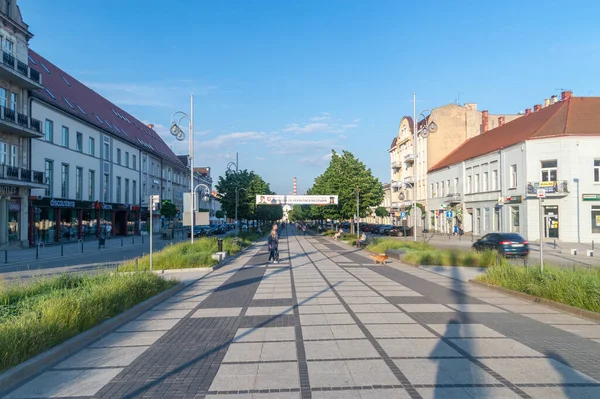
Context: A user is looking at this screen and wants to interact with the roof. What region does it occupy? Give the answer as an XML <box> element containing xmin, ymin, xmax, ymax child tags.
<box><xmin>28</xmin><ymin>49</ymin><xmax>185</xmax><ymax>168</ymax></box>
<box><xmin>389</xmin><ymin>137</ymin><xmax>397</xmax><ymax>150</ymax></box>
<box><xmin>428</xmin><ymin>96</ymin><xmax>600</xmax><ymax>173</ymax></box>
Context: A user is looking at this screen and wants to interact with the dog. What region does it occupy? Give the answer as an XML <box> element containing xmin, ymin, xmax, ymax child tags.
<box><xmin>333</xmin><ymin>231</ymin><xmax>342</xmax><ymax>240</ymax></box>
<box><xmin>370</xmin><ymin>254</ymin><xmax>389</xmax><ymax>264</ymax></box>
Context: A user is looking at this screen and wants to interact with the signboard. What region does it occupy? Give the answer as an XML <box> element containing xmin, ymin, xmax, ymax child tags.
<box><xmin>537</xmin><ymin>189</ymin><xmax>546</xmax><ymax>198</ymax></box>
<box><xmin>582</xmin><ymin>194</ymin><xmax>600</xmax><ymax>202</ymax></box>
<box><xmin>400</xmin><ymin>211</ymin><xmax>407</xmax><ymax>219</ymax></box>
<box><xmin>504</xmin><ymin>195</ymin><xmax>523</xmax><ymax>204</ymax></box>
<box><xmin>0</xmin><ymin>185</ymin><xmax>18</xmax><ymax>196</ymax></box>
<box><xmin>445</xmin><ymin>211</ymin><xmax>453</xmax><ymax>218</ymax></box>
<box><xmin>182</xmin><ymin>211</ymin><xmax>209</xmax><ymax>226</ymax></box>
<box><xmin>256</xmin><ymin>195</ymin><xmax>338</xmax><ymax>205</ymax></box>
<box><xmin>151</xmin><ymin>195</ymin><xmax>160</xmax><ymax>211</ymax></box>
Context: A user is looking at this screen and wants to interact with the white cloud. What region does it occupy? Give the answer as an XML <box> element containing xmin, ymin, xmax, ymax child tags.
<box><xmin>341</xmin><ymin>123</ymin><xmax>358</xmax><ymax>129</ymax></box>
<box><xmin>267</xmin><ymin>137</ymin><xmax>339</xmax><ymax>155</ymax></box>
<box><xmin>283</xmin><ymin>123</ymin><xmax>330</xmax><ymax>134</ymax></box>
<box><xmin>299</xmin><ymin>153</ymin><xmax>333</xmax><ymax>167</ymax></box>
<box><xmin>256</xmin><ymin>156</ymin><xmax>265</xmax><ymax>161</ymax></box>
<box><xmin>202</xmin><ymin>131</ymin><xmax>267</xmax><ymax>148</ymax></box>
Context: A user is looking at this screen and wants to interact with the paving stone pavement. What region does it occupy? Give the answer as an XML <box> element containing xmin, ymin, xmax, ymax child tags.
<box><xmin>3</xmin><ymin>227</ymin><xmax>600</xmax><ymax>399</ymax></box>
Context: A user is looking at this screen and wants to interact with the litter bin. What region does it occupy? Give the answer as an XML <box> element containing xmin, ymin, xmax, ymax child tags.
<box><xmin>218</xmin><ymin>238</ymin><xmax>223</xmax><ymax>252</ymax></box>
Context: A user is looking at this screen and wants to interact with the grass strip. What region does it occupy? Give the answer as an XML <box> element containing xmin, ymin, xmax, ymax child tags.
<box><xmin>0</xmin><ymin>272</ymin><xmax>176</xmax><ymax>372</ymax></box>
<box><xmin>119</xmin><ymin>232</ymin><xmax>261</xmax><ymax>272</ymax></box>
<box><xmin>477</xmin><ymin>263</ymin><xmax>600</xmax><ymax>313</ymax></box>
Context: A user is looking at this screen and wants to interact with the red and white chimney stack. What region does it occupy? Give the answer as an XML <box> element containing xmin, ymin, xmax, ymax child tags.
<box><xmin>293</xmin><ymin>177</ymin><xmax>297</xmax><ymax>195</ymax></box>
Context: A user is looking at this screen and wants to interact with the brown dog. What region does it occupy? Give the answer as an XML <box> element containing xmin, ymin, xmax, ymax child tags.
<box><xmin>370</xmin><ymin>254</ymin><xmax>389</xmax><ymax>264</ymax></box>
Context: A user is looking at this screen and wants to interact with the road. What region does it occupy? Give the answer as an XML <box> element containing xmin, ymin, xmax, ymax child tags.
<box><xmin>3</xmin><ymin>226</ymin><xmax>600</xmax><ymax>399</ymax></box>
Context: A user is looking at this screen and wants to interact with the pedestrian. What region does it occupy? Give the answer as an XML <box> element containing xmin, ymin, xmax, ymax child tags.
<box><xmin>268</xmin><ymin>229</ymin><xmax>279</xmax><ymax>264</ymax></box>
<box><xmin>106</xmin><ymin>224</ymin><xmax>112</xmax><ymax>239</ymax></box>
<box><xmin>453</xmin><ymin>225</ymin><xmax>458</xmax><ymax>236</ymax></box>
<box><xmin>302</xmin><ymin>224</ymin><xmax>307</xmax><ymax>236</ymax></box>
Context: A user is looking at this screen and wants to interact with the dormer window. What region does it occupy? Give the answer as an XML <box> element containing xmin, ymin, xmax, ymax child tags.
<box><xmin>5</xmin><ymin>0</ymin><xmax>11</xmax><ymax>18</ymax></box>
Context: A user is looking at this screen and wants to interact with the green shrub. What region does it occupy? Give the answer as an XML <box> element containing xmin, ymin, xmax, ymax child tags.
<box><xmin>0</xmin><ymin>272</ymin><xmax>175</xmax><ymax>372</ymax></box>
<box><xmin>366</xmin><ymin>238</ymin><xmax>432</xmax><ymax>254</ymax></box>
<box><xmin>478</xmin><ymin>263</ymin><xmax>600</xmax><ymax>313</ymax></box>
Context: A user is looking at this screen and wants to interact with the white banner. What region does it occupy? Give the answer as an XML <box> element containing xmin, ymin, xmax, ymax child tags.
<box><xmin>256</xmin><ymin>195</ymin><xmax>338</xmax><ymax>205</ymax></box>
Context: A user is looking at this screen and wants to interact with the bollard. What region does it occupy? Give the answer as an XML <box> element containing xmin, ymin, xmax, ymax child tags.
<box><xmin>4</xmin><ymin>249</ymin><xmax>7</xmax><ymax>264</ymax></box>
<box><xmin>61</xmin><ymin>245</ymin><xmax>64</xmax><ymax>256</ymax></box>
<box><xmin>121</xmin><ymin>239</ymin><xmax>124</xmax><ymax>247</ymax></box>
<box><xmin>554</xmin><ymin>239</ymin><xmax>556</xmax><ymax>249</ymax></box>
<box><xmin>593</xmin><ymin>240</ymin><xmax>595</xmax><ymax>251</ymax></box>
<box><xmin>218</xmin><ymin>238</ymin><xmax>223</xmax><ymax>252</ymax></box>
<box><xmin>132</xmin><ymin>236</ymin><xmax>135</xmax><ymax>245</ymax></box>
<box><xmin>81</xmin><ymin>240</ymin><xmax>84</xmax><ymax>253</ymax></box>
<box><xmin>136</xmin><ymin>258</ymin><xmax>139</xmax><ymax>272</ymax></box>
<box><xmin>98</xmin><ymin>240</ymin><xmax>101</xmax><ymax>250</ymax></box>
<box><xmin>142</xmin><ymin>235</ymin><xmax>144</xmax><ymax>244</ymax></box>
<box><xmin>36</xmin><ymin>245</ymin><xmax>39</xmax><ymax>260</ymax></box>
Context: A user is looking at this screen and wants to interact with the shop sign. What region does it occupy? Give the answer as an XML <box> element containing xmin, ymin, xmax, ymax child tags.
<box><xmin>0</xmin><ymin>185</ymin><xmax>18</xmax><ymax>196</ymax></box>
<box><xmin>8</xmin><ymin>199</ymin><xmax>20</xmax><ymax>211</ymax></box>
<box><xmin>504</xmin><ymin>195</ymin><xmax>523</xmax><ymax>204</ymax></box>
<box><xmin>582</xmin><ymin>194</ymin><xmax>600</xmax><ymax>201</ymax></box>
<box><xmin>50</xmin><ymin>199</ymin><xmax>76</xmax><ymax>208</ymax></box>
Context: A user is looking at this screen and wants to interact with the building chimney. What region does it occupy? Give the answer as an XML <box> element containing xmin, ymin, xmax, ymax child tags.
<box><xmin>482</xmin><ymin>110</ymin><xmax>489</xmax><ymax>133</ymax></box>
<box><xmin>550</xmin><ymin>95</ymin><xmax>558</xmax><ymax>104</ymax></box>
<box><xmin>544</xmin><ymin>98</ymin><xmax>550</xmax><ymax>107</ymax></box>
<box><xmin>464</xmin><ymin>103</ymin><xmax>477</xmax><ymax>111</ymax></box>
<box><xmin>498</xmin><ymin>116</ymin><xmax>505</xmax><ymax>126</ymax></box>
<box><xmin>525</xmin><ymin>108</ymin><xmax>532</xmax><ymax>115</ymax></box>
<box><xmin>533</xmin><ymin>104</ymin><xmax>542</xmax><ymax>112</ymax></box>
<box><xmin>147</xmin><ymin>124</ymin><xmax>154</xmax><ymax>129</ymax></box>
<box><xmin>561</xmin><ymin>90</ymin><xmax>572</xmax><ymax>101</ymax></box>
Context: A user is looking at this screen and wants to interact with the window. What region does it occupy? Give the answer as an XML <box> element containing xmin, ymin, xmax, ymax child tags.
<box><xmin>125</xmin><ymin>178</ymin><xmax>130</xmax><ymax>203</ymax></box>
<box><xmin>592</xmin><ymin>206</ymin><xmax>600</xmax><ymax>234</ymax></box>
<box><xmin>41</xmin><ymin>62</ymin><xmax>51</xmax><ymax>74</ymax></box>
<box><xmin>132</xmin><ymin>180</ymin><xmax>137</xmax><ymax>204</ymax></box>
<box><xmin>88</xmin><ymin>137</ymin><xmax>95</xmax><ymax>156</ymax></box>
<box><xmin>492</xmin><ymin>170</ymin><xmax>498</xmax><ymax>190</ymax></box>
<box><xmin>61</xmin><ymin>75</ymin><xmax>71</xmax><ymax>87</ymax></box>
<box><xmin>61</xmin><ymin>126</ymin><xmax>69</xmax><ymax>147</ymax></box>
<box><xmin>132</xmin><ymin>154</ymin><xmax>136</xmax><ymax>170</ymax></box>
<box><xmin>76</xmin><ymin>167</ymin><xmax>83</xmax><ymax>200</ymax></box>
<box><xmin>595</xmin><ymin>160</ymin><xmax>600</xmax><ymax>183</ymax></box>
<box><xmin>45</xmin><ymin>119</ymin><xmax>54</xmax><ymax>142</ymax></box>
<box><xmin>467</xmin><ymin>175</ymin><xmax>472</xmax><ymax>194</ymax></box>
<box><xmin>474</xmin><ymin>174</ymin><xmax>480</xmax><ymax>192</ymax></box>
<box><xmin>510</xmin><ymin>206</ymin><xmax>520</xmax><ymax>233</ymax></box>
<box><xmin>440</xmin><ymin>181</ymin><xmax>444</xmax><ymax>197</ymax></box>
<box><xmin>116</xmin><ymin>177</ymin><xmax>122</xmax><ymax>203</ymax></box>
<box><xmin>103</xmin><ymin>142</ymin><xmax>109</xmax><ymax>160</ymax></box>
<box><xmin>510</xmin><ymin>165</ymin><xmax>517</xmax><ymax>189</ymax></box>
<box><xmin>483</xmin><ymin>172</ymin><xmax>489</xmax><ymax>191</ymax></box>
<box><xmin>4</xmin><ymin>39</ymin><xmax>13</xmax><ymax>55</ymax></box>
<box><xmin>45</xmin><ymin>160</ymin><xmax>53</xmax><ymax>197</ymax></box>
<box><xmin>43</xmin><ymin>87</ymin><xmax>56</xmax><ymax>100</ymax></box>
<box><xmin>76</xmin><ymin>104</ymin><xmax>87</xmax><ymax>116</ymax></box>
<box><xmin>76</xmin><ymin>132</ymin><xmax>83</xmax><ymax>152</ymax></box>
<box><xmin>0</xmin><ymin>87</ymin><xmax>6</xmax><ymax>108</ymax></box>
<box><xmin>116</xmin><ymin>148</ymin><xmax>121</xmax><ymax>165</ymax></box>
<box><xmin>454</xmin><ymin>178</ymin><xmax>459</xmax><ymax>193</ymax></box>
<box><xmin>103</xmin><ymin>173</ymin><xmax>109</xmax><ymax>201</ymax></box>
<box><xmin>5</xmin><ymin>0</ymin><xmax>11</xmax><ymax>18</ymax></box>
<box><xmin>61</xmin><ymin>164</ymin><xmax>69</xmax><ymax>198</ymax></box>
<box><xmin>143</xmin><ymin>156</ymin><xmax>147</xmax><ymax>172</ymax></box>
<box><xmin>88</xmin><ymin>170</ymin><xmax>95</xmax><ymax>200</ymax></box>
<box><xmin>447</xmin><ymin>180</ymin><xmax>450</xmax><ymax>195</ymax></box>
<box><xmin>125</xmin><ymin>151</ymin><xmax>129</xmax><ymax>168</ymax></box>
<box><xmin>9</xmin><ymin>144</ymin><xmax>16</xmax><ymax>166</ymax></box>
<box><xmin>430</xmin><ymin>183</ymin><xmax>434</xmax><ymax>198</ymax></box>
<box><xmin>0</xmin><ymin>142</ymin><xmax>6</xmax><ymax>164</ymax></box>
<box><xmin>10</xmin><ymin>93</ymin><xmax>17</xmax><ymax>111</ymax></box>
<box><xmin>541</xmin><ymin>160</ymin><xmax>557</xmax><ymax>182</ymax></box>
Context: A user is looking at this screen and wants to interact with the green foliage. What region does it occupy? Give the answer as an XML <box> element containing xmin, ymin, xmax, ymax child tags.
<box><xmin>215</xmin><ymin>210</ymin><xmax>225</xmax><ymax>219</ymax></box>
<box><xmin>308</xmin><ymin>150</ymin><xmax>384</xmax><ymax>221</ymax></box>
<box><xmin>160</xmin><ymin>200</ymin><xmax>177</xmax><ymax>219</ymax></box>
<box><xmin>289</xmin><ymin>205</ymin><xmax>311</xmax><ymax>222</ymax></box>
<box><xmin>375</xmin><ymin>206</ymin><xmax>389</xmax><ymax>218</ymax></box>
<box><xmin>406</xmin><ymin>203</ymin><xmax>426</xmax><ymax>220</ymax></box>
<box><xmin>0</xmin><ymin>273</ymin><xmax>175</xmax><ymax>372</ymax></box>
<box><xmin>478</xmin><ymin>264</ymin><xmax>600</xmax><ymax>313</ymax></box>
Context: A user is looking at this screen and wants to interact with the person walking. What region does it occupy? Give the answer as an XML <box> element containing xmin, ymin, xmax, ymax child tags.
<box><xmin>302</xmin><ymin>224</ymin><xmax>307</xmax><ymax>236</ymax></box>
<box><xmin>268</xmin><ymin>229</ymin><xmax>279</xmax><ymax>264</ymax></box>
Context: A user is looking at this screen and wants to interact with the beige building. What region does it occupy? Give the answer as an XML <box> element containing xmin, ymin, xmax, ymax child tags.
<box><xmin>0</xmin><ymin>1</ymin><xmax>46</xmax><ymax>247</ymax></box>
<box><xmin>362</xmin><ymin>183</ymin><xmax>392</xmax><ymax>225</ymax></box>
<box><xmin>388</xmin><ymin>103</ymin><xmax>521</xmax><ymax>230</ymax></box>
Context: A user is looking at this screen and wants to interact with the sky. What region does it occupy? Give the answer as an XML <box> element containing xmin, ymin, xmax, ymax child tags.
<box><xmin>20</xmin><ymin>0</ymin><xmax>600</xmax><ymax>195</ymax></box>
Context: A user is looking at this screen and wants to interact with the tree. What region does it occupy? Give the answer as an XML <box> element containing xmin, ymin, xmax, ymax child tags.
<box><xmin>289</xmin><ymin>205</ymin><xmax>310</xmax><ymax>222</ymax></box>
<box><xmin>160</xmin><ymin>200</ymin><xmax>177</xmax><ymax>227</ymax></box>
<box><xmin>215</xmin><ymin>210</ymin><xmax>225</xmax><ymax>219</ymax></box>
<box><xmin>309</xmin><ymin>150</ymin><xmax>384</xmax><ymax>226</ymax></box>
<box><xmin>375</xmin><ymin>206</ymin><xmax>389</xmax><ymax>218</ymax></box>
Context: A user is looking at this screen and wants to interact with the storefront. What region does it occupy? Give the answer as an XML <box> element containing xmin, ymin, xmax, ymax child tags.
<box><xmin>0</xmin><ymin>184</ymin><xmax>25</xmax><ymax>246</ymax></box>
<box><xmin>29</xmin><ymin>198</ymin><xmax>140</xmax><ymax>245</ymax></box>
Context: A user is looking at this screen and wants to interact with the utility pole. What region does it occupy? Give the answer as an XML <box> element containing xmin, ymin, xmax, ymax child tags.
<box><xmin>356</xmin><ymin>188</ymin><xmax>360</xmax><ymax>239</ymax></box>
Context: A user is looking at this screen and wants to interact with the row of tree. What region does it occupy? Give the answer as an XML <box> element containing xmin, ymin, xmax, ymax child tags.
<box><xmin>289</xmin><ymin>150</ymin><xmax>384</xmax><ymax>232</ymax></box>
<box><xmin>215</xmin><ymin>169</ymin><xmax>283</xmax><ymax>227</ymax></box>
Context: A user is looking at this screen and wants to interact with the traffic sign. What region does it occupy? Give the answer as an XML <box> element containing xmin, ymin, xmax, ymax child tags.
<box><xmin>536</xmin><ymin>189</ymin><xmax>546</xmax><ymax>198</ymax></box>
<box><xmin>445</xmin><ymin>211</ymin><xmax>453</xmax><ymax>218</ymax></box>
<box><xmin>400</xmin><ymin>211</ymin><xmax>407</xmax><ymax>219</ymax></box>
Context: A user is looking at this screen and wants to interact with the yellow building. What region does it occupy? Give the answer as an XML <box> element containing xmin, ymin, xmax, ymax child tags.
<box><xmin>388</xmin><ymin>103</ymin><xmax>521</xmax><ymax>231</ymax></box>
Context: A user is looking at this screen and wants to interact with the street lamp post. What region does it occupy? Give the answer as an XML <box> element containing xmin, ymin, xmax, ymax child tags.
<box><xmin>227</xmin><ymin>153</ymin><xmax>242</xmax><ymax>233</ymax></box>
<box><xmin>194</xmin><ymin>183</ymin><xmax>211</xmax><ymax>234</ymax></box>
<box><xmin>411</xmin><ymin>92</ymin><xmax>439</xmax><ymax>242</ymax></box>
<box><xmin>356</xmin><ymin>188</ymin><xmax>360</xmax><ymax>240</ymax></box>
<box><xmin>170</xmin><ymin>95</ymin><xmax>195</xmax><ymax>242</ymax></box>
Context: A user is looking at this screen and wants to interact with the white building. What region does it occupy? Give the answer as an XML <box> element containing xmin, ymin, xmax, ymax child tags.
<box><xmin>0</xmin><ymin>2</ymin><xmax>46</xmax><ymax>248</ymax></box>
<box><xmin>428</xmin><ymin>91</ymin><xmax>600</xmax><ymax>244</ymax></box>
<box><xmin>27</xmin><ymin>50</ymin><xmax>191</xmax><ymax>244</ymax></box>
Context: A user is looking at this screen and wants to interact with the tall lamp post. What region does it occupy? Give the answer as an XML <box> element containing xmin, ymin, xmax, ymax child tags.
<box><xmin>170</xmin><ymin>96</ymin><xmax>195</xmax><ymax>242</ymax></box>
<box><xmin>227</xmin><ymin>153</ymin><xmax>243</xmax><ymax>232</ymax></box>
<box><xmin>411</xmin><ymin>92</ymin><xmax>439</xmax><ymax>242</ymax></box>
<box><xmin>194</xmin><ymin>183</ymin><xmax>211</xmax><ymax>232</ymax></box>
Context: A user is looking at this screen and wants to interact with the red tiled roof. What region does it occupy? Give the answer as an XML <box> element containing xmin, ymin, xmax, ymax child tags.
<box><xmin>389</xmin><ymin>137</ymin><xmax>397</xmax><ymax>150</ymax></box>
<box><xmin>428</xmin><ymin>96</ymin><xmax>600</xmax><ymax>173</ymax></box>
<box><xmin>28</xmin><ymin>49</ymin><xmax>185</xmax><ymax>167</ymax></box>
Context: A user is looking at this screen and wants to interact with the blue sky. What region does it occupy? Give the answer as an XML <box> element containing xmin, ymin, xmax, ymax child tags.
<box><xmin>21</xmin><ymin>0</ymin><xmax>600</xmax><ymax>194</ymax></box>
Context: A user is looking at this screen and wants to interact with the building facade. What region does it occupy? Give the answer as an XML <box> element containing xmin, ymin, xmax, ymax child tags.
<box><xmin>27</xmin><ymin>49</ymin><xmax>191</xmax><ymax>244</ymax></box>
<box><xmin>389</xmin><ymin>102</ymin><xmax>521</xmax><ymax>231</ymax></box>
<box><xmin>0</xmin><ymin>2</ymin><xmax>46</xmax><ymax>248</ymax></box>
<box><xmin>427</xmin><ymin>91</ymin><xmax>600</xmax><ymax>243</ymax></box>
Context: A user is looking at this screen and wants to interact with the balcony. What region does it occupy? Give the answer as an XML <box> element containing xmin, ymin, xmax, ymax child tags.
<box><xmin>0</xmin><ymin>51</ymin><xmax>42</xmax><ymax>89</ymax></box>
<box><xmin>391</xmin><ymin>181</ymin><xmax>402</xmax><ymax>188</ymax></box>
<box><xmin>404</xmin><ymin>153</ymin><xmax>415</xmax><ymax>163</ymax></box>
<box><xmin>0</xmin><ymin>165</ymin><xmax>46</xmax><ymax>186</ymax></box>
<box><xmin>444</xmin><ymin>193</ymin><xmax>461</xmax><ymax>203</ymax></box>
<box><xmin>391</xmin><ymin>202</ymin><xmax>401</xmax><ymax>209</ymax></box>
<box><xmin>526</xmin><ymin>181</ymin><xmax>569</xmax><ymax>197</ymax></box>
<box><xmin>391</xmin><ymin>161</ymin><xmax>401</xmax><ymax>170</ymax></box>
<box><xmin>403</xmin><ymin>176</ymin><xmax>415</xmax><ymax>185</ymax></box>
<box><xmin>0</xmin><ymin>106</ymin><xmax>43</xmax><ymax>138</ymax></box>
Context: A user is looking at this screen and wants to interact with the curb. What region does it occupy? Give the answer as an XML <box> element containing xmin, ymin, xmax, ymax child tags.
<box><xmin>469</xmin><ymin>279</ymin><xmax>600</xmax><ymax>323</ymax></box>
<box><xmin>0</xmin><ymin>282</ymin><xmax>186</xmax><ymax>396</ymax></box>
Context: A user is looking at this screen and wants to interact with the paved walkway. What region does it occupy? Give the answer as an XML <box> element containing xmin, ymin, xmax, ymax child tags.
<box><xmin>4</xmin><ymin>227</ymin><xmax>600</xmax><ymax>398</ymax></box>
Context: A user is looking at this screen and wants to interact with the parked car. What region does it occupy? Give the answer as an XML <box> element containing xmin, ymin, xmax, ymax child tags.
<box><xmin>472</xmin><ymin>233</ymin><xmax>529</xmax><ymax>258</ymax></box>
<box><xmin>381</xmin><ymin>225</ymin><xmax>395</xmax><ymax>235</ymax></box>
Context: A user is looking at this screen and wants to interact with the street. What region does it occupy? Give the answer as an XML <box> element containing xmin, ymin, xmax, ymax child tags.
<box><xmin>3</xmin><ymin>226</ymin><xmax>599</xmax><ymax>399</ymax></box>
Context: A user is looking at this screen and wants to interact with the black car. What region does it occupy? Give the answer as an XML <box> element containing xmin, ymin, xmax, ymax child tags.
<box><xmin>472</xmin><ymin>233</ymin><xmax>529</xmax><ymax>258</ymax></box>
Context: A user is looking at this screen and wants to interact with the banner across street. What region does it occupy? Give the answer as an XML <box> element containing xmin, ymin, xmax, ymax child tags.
<box><xmin>255</xmin><ymin>194</ymin><xmax>338</xmax><ymax>205</ymax></box>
